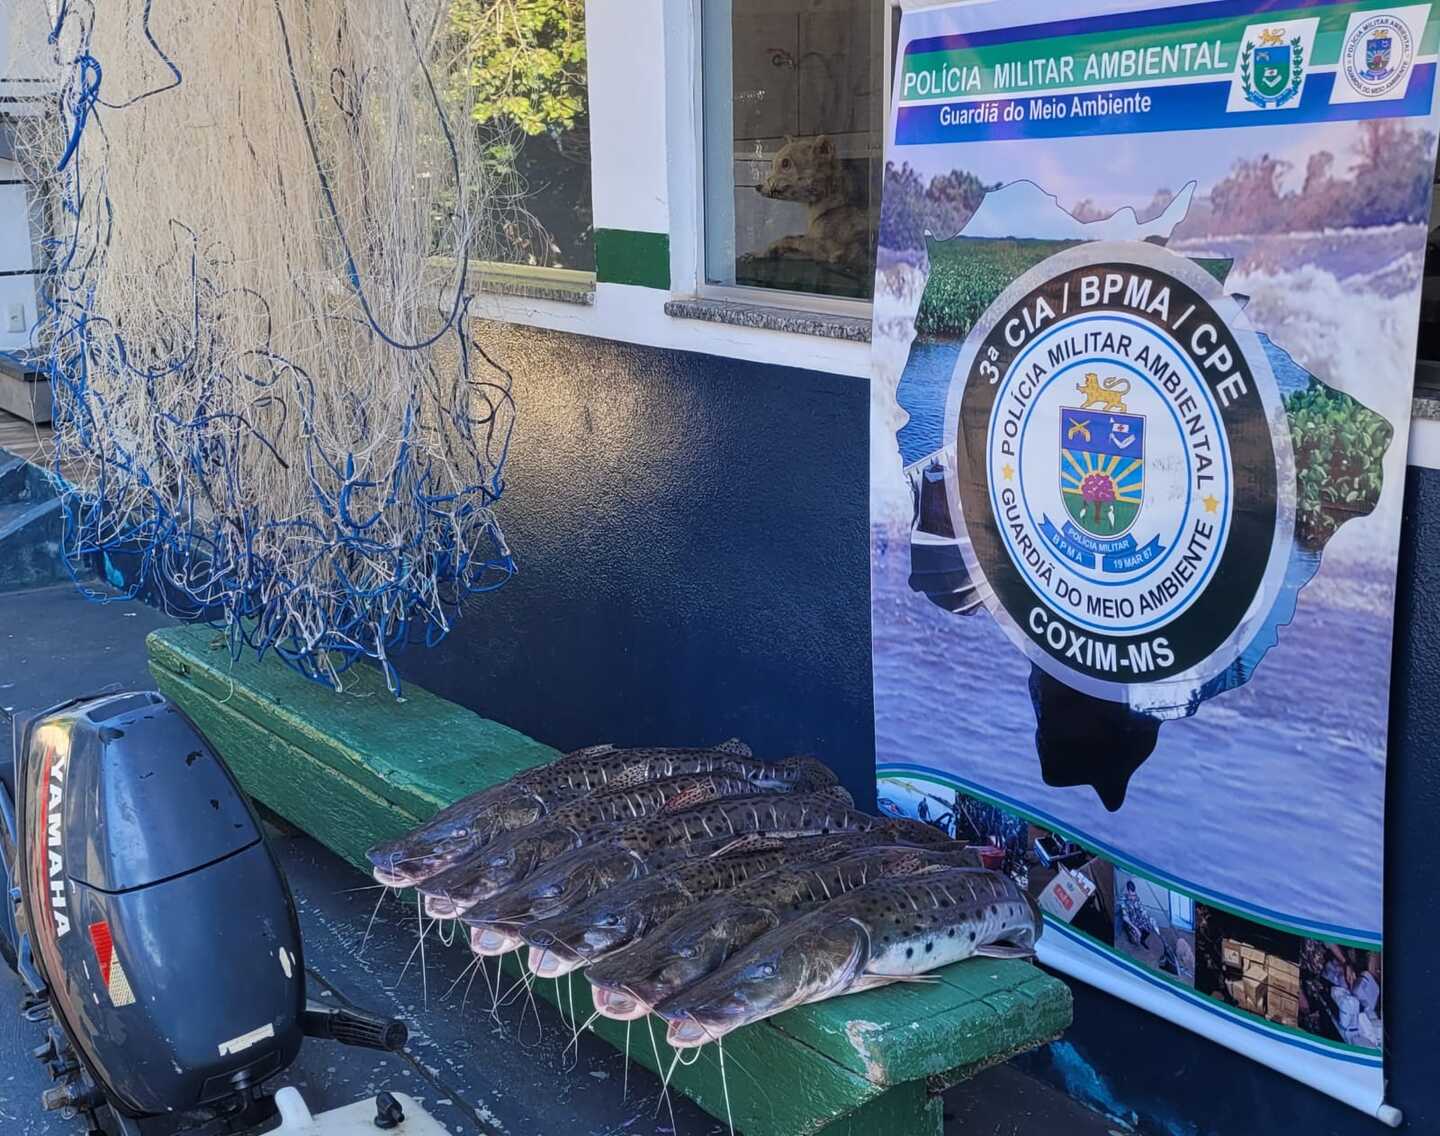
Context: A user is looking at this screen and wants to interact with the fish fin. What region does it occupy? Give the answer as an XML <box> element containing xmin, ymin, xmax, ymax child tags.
<box><xmin>972</xmin><ymin>942</ymin><xmax>1037</xmax><ymax>960</ymax></box>
<box><xmin>883</xmin><ymin>974</ymin><xmax>942</xmax><ymax>985</ymax></box>
<box><xmin>707</xmin><ymin>833</ymin><xmax>785</xmax><ymax>857</ymax></box>
<box><xmin>714</xmin><ymin>738</ymin><xmax>752</xmax><ymax>757</ymax></box>
<box><xmin>842</xmin><ymin>975</ymin><xmax>901</xmax><ymax>995</ymax></box>
<box><xmin>567</xmin><ymin>743</ymin><xmax>617</xmax><ymax>759</ymax></box>
<box><xmin>661</xmin><ymin>780</ymin><xmax>725</xmax><ymax>813</ymax></box>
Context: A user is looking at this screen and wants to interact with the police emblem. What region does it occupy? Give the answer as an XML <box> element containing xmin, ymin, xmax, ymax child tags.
<box><xmin>1339</xmin><ymin>11</ymin><xmax>1418</xmax><ymax>100</ymax></box>
<box><xmin>1366</xmin><ymin>33</ymin><xmax>1393</xmax><ymax>79</ymax></box>
<box><xmin>944</xmin><ymin>242</ymin><xmax>1295</xmax><ymax>701</ymax></box>
<box><xmin>1240</xmin><ymin>26</ymin><xmax>1305</xmax><ymax>108</ymax></box>
<box><xmin>1057</xmin><ymin>395</ymin><xmax>1147</xmax><ymax>553</ymax></box>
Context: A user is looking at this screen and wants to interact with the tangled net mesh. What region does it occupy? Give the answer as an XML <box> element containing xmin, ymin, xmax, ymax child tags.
<box><xmin>16</xmin><ymin>0</ymin><xmax>522</xmax><ymax>691</ymax></box>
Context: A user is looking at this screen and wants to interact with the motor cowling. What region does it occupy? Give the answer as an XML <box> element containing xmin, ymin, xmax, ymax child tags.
<box><xmin>18</xmin><ymin>692</ymin><xmax>305</xmax><ymax>1119</ymax></box>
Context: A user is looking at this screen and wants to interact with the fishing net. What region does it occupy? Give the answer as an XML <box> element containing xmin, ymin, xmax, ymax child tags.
<box><xmin>14</xmin><ymin>0</ymin><xmax>520</xmax><ymax>690</ymax></box>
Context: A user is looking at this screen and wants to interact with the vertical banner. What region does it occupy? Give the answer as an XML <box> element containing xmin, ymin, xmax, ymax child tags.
<box><xmin>870</xmin><ymin>0</ymin><xmax>1439</xmax><ymax>1120</ymax></box>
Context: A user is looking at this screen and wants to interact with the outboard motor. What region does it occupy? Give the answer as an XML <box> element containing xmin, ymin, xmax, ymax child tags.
<box><xmin>1</xmin><ymin>691</ymin><xmax>405</xmax><ymax>1135</ymax></box>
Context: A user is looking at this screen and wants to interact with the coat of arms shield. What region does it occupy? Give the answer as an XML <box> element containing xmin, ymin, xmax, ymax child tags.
<box><xmin>1060</xmin><ymin>406</ymin><xmax>1146</xmax><ymax>540</ymax></box>
<box><xmin>1253</xmin><ymin>43</ymin><xmax>1293</xmax><ymax>98</ymax></box>
<box><xmin>1366</xmin><ymin>33</ymin><xmax>1393</xmax><ymax>76</ymax></box>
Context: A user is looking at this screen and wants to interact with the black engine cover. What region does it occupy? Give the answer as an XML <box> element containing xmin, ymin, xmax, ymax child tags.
<box><xmin>17</xmin><ymin>692</ymin><xmax>305</xmax><ymax>1118</ymax></box>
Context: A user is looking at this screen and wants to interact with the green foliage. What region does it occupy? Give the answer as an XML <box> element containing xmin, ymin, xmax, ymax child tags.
<box><xmin>915</xmin><ymin>237</ymin><xmax>1076</xmax><ymax>340</ymax></box>
<box><xmin>881</xmin><ymin>163</ymin><xmax>995</xmax><ymax>258</ymax></box>
<box><xmin>450</xmin><ymin>0</ymin><xmax>587</xmax><ymax>135</ymax></box>
<box><xmin>1285</xmin><ymin>380</ymin><xmax>1392</xmax><ymax>550</ymax></box>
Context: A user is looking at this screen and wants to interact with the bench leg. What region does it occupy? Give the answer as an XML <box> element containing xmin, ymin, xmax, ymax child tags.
<box><xmin>811</xmin><ymin>1081</ymin><xmax>942</xmax><ymax>1136</ymax></box>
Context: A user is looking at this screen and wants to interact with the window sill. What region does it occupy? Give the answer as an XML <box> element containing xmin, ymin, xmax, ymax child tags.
<box><xmin>664</xmin><ymin>297</ymin><xmax>871</xmax><ymax>343</ymax></box>
<box><xmin>427</xmin><ymin>258</ymin><xmax>596</xmax><ymax>307</ymax></box>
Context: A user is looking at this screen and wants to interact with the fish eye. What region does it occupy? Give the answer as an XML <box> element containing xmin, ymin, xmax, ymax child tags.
<box><xmin>599</xmin><ymin>912</ymin><xmax>622</xmax><ymax>927</ymax></box>
<box><xmin>677</xmin><ymin>945</ymin><xmax>698</xmax><ymax>961</ymax></box>
<box><xmin>748</xmin><ymin>961</ymin><xmax>777</xmax><ymax>980</ymax></box>
<box><xmin>780</xmin><ymin>158</ymin><xmax>791</xmax><ymax>170</ymax></box>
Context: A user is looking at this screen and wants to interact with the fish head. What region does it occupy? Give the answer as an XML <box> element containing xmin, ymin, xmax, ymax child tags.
<box><xmin>366</xmin><ymin>816</ymin><xmax>484</xmax><ymax>888</ymax></box>
<box><xmin>416</xmin><ymin>836</ymin><xmax>538</xmax><ymax>917</ymax></box>
<box><xmin>474</xmin><ymin>845</ymin><xmax>634</xmax><ymax>927</ymax></box>
<box><xmin>365</xmin><ymin>789</ymin><xmax>544</xmax><ymax>886</ymax></box>
<box><xmin>529</xmin><ymin>887</ymin><xmax>650</xmax><ymax>968</ymax></box>
<box><xmin>660</xmin><ymin>914</ymin><xmax>868</xmax><ymax>1047</ymax></box>
<box><xmin>469</xmin><ymin>923</ymin><xmax>525</xmax><ymax>957</ymax></box>
<box><xmin>628</xmin><ymin>904</ymin><xmax>780</xmax><ymax>1011</ymax></box>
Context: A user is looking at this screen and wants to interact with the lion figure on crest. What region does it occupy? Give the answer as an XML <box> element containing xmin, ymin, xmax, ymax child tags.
<box><xmin>1076</xmin><ymin>372</ymin><xmax>1131</xmax><ymax>412</ymax></box>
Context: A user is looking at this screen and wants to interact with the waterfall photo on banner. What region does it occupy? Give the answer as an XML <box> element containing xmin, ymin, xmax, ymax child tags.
<box><xmin>870</xmin><ymin>0</ymin><xmax>1438</xmax><ymax>1120</ymax></box>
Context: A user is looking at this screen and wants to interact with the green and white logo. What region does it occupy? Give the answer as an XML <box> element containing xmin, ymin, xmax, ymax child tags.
<box><xmin>1228</xmin><ymin>19</ymin><xmax>1318</xmax><ymax>112</ymax></box>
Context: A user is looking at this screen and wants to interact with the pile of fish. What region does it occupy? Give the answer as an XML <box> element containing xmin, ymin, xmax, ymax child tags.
<box><xmin>367</xmin><ymin>740</ymin><xmax>1042</xmax><ymax>1047</ymax></box>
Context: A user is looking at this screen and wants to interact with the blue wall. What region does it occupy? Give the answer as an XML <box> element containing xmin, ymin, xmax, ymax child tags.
<box><xmin>397</xmin><ymin>324</ymin><xmax>878</xmax><ymax>807</ymax></box>
<box><xmin>398</xmin><ymin>324</ymin><xmax>1439</xmax><ymax>1134</ymax></box>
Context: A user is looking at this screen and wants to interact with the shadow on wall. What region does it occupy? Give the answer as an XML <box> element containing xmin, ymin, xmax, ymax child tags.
<box><xmin>396</xmin><ymin>323</ymin><xmax>877</xmax><ymax>806</ymax></box>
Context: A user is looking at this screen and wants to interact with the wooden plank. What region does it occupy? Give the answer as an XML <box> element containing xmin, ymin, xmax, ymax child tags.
<box><xmin>148</xmin><ymin>626</ymin><xmax>560</xmax><ymax>818</ymax></box>
<box><xmin>494</xmin><ymin>954</ymin><xmax>901</xmax><ymax>1136</ymax></box>
<box><xmin>152</xmin><ymin>666</ymin><xmax>422</xmax><ymax>871</ymax></box>
<box><xmin>148</xmin><ymin>629</ymin><xmax>1070</xmax><ymax>1136</ymax></box>
<box><xmin>770</xmin><ymin>959</ymin><xmax>1071</xmax><ymax>1086</ymax></box>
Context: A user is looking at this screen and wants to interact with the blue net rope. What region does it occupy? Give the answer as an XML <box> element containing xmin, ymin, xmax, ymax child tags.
<box><xmin>31</xmin><ymin>0</ymin><xmax>517</xmax><ymax>693</ymax></box>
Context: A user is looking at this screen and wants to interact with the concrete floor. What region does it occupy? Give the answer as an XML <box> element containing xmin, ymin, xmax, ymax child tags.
<box><xmin>0</xmin><ymin>583</ymin><xmax>1122</xmax><ymax>1136</ymax></box>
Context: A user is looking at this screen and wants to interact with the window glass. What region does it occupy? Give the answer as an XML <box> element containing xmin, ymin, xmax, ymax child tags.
<box><xmin>702</xmin><ymin>0</ymin><xmax>884</xmax><ymax>301</ymax></box>
<box><xmin>447</xmin><ymin>0</ymin><xmax>594</xmax><ymax>272</ymax></box>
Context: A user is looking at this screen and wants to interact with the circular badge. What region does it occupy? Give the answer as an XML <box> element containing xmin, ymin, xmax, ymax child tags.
<box><xmin>1342</xmin><ymin>13</ymin><xmax>1415</xmax><ymax>99</ymax></box>
<box><xmin>945</xmin><ymin>242</ymin><xmax>1294</xmax><ymax>701</ymax></box>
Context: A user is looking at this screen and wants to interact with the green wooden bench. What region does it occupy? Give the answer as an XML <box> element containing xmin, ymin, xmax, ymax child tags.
<box><xmin>147</xmin><ymin>625</ymin><xmax>1071</xmax><ymax>1136</ymax></box>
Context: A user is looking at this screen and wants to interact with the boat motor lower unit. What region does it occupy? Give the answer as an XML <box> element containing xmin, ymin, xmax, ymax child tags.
<box><xmin>0</xmin><ymin>691</ymin><xmax>415</xmax><ymax>1135</ymax></box>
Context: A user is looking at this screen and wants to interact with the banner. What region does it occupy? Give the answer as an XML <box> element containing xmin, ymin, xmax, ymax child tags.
<box><xmin>870</xmin><ymin>0</ymin><xmax>1439</xmax><ymax>1119</ymax></box>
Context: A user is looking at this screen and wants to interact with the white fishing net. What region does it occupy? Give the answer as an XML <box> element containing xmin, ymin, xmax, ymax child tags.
<box><xmin>15</xmin><ymin>0</ymin><xmax>522</xmax><ymax>689</ymax></box>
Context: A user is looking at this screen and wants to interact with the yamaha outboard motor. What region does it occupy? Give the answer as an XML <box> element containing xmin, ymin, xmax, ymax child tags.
<box><xmin>1</xmin><ymin>691</ymin><xmax>405</xmax><ymax>1135</ymax></box>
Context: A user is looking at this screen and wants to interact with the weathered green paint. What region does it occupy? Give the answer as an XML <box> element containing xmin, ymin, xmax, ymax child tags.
<box><xmin>771</xmin><ymin>957</ymin><xmax>1071</xmax><ymax>1086</ymax></box>
<box><xmin>147</xmin><ymin>627</ymin><xmax>1071</xmax><ymax>1136</ymax></box>
<box><xmin>594</xmin><ymin>228</ymin><xmax>670</xmax><ymax>289</ymax></box>
<box><xmin>148</xmin><ymin>626</ymin><xmax>558</xmax><ymax>820</ymax></box>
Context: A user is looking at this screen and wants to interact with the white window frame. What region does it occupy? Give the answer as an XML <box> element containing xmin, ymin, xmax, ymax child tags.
<box><xmin>688</xmin><ymin>0</ymin><xmax>902</xmax><ymax>319</ymax></box>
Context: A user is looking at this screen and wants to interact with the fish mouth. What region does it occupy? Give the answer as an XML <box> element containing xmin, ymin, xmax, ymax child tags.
<box><xmin>590</xmin><ymin>983</ymin><xmax>649</xmax><ymax>1021</ymax></box>
<box><xmin>528</xmin><ymin>943</ymin><xmax>583</xmax><ymax>978</ymax></box>
<box><xmin>469</xmin><ymin>925</ymin><xmax>524</xmax><ymax>956</ymax></box>
<box><xmin>371</xmin><ymin>864</ymin><xmax>419</xmax><ymax>888</ymax></box>
<box><xmin>423</xmin><ymin>892</ymin><xmax>466</xmax><ymax>919</ymax></box>
<box><xmin>666</xmin><ymin>1013</ymin><xmax>730</xmax><ymax>1048</ymax></box>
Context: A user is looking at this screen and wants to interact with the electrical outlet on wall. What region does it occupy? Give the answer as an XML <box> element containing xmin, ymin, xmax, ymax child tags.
<box><xmin>5</xmin><ymin>304</ymin><xmax>25</xmax><ymax>334</ymax></box>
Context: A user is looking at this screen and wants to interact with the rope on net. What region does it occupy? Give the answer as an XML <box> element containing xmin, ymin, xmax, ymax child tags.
<box><xmin>18</xmin><ymin>0</ymin><xmax>522</xmax><ymax>692</ymax></box>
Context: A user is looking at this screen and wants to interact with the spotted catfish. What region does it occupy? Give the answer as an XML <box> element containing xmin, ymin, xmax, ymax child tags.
<box><xmin>459</xmin><ymin>787</ymin><xmax>872</xmax><ymax>956</ymax></box>
<box><xmin>659</xmin><ymin>867</ymin><xmax>1040</xmax><ymax>1047</ymax></box>
<box><xmin>365</xmin><ymin>740</ymin><xmax>834</xmax><ymax>887</ymax></box>
<box><xmin>586</xmin><ymin>837</ymin><xmax>977</xmax><ymax>1020</ymax></box>
<box><xmin>418</xmin><ymin>768</ymin><xmax>829</xmax><ymax>918</ymax></box>
<box><xmin>521</xmin><ymin>831</ymin><xmax>926</xmax><ymax>978</ymax></box>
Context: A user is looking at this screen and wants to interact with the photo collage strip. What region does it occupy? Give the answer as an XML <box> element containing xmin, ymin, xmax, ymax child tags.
<box><xmin>877</xmin><ymin>776</ymin><xmax>1382</xmax><ymax>1051</ymax></box>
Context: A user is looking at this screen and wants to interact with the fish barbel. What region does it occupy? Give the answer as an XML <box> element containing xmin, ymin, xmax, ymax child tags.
<box><xmin>459</xmin><ymin>787</ymin><xmax>868</xmax><ymax>955</ymax></box>
<box><xmin>522</xmin><ymin>832</ymin><xmax>915</xmax><ymax>978</ymax></box>
<box><xmin>419</xmin><ymin>769</ymin><xmax>812</xmax><ymax>917</ymax></box>
<box><xmin>659</xmin><ymin>867</ymin><xmax>1039</xmax><ymax>1046</ymax></box>
<box><xmin>365</xmin><ymin>741</ymin><xmax>834</xmax><ymax>886</ymax></box>
<box><xmin>586</xmin><ymin>839</ymin><xmax>978</xmax><ymax>1020</ymax></box>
